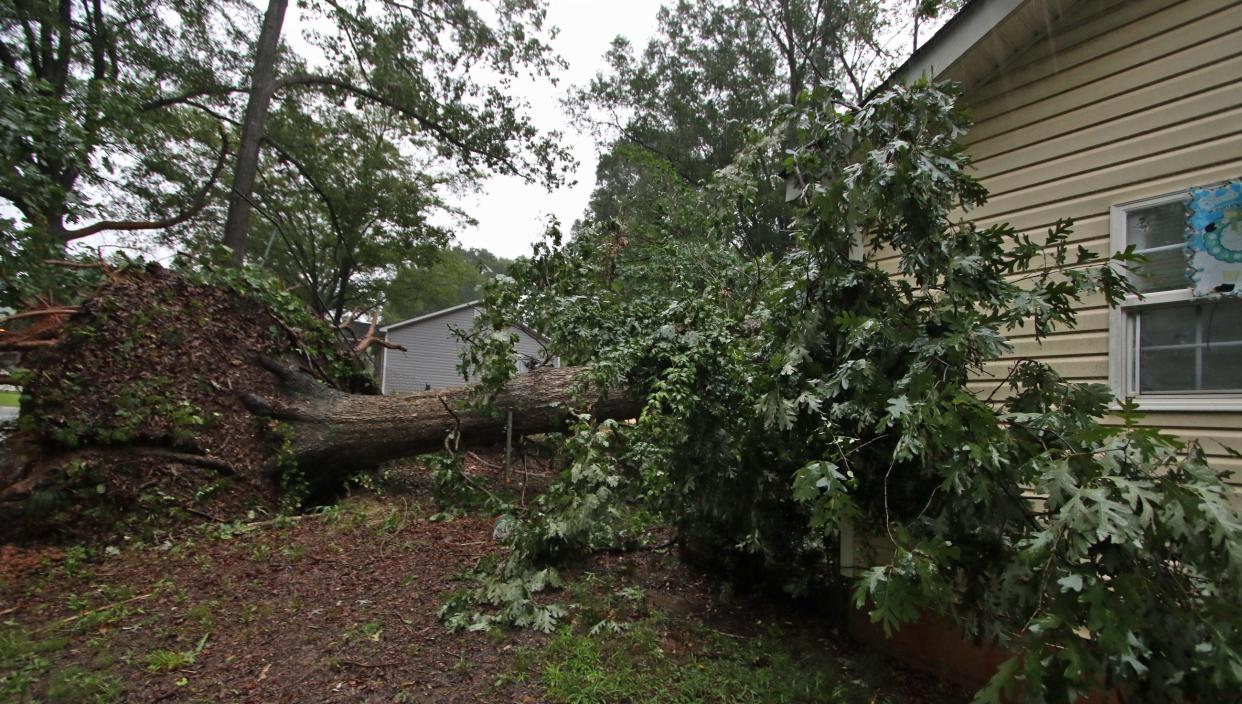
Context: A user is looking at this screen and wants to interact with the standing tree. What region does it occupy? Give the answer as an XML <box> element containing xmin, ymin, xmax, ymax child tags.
<box><xmin>0</xmin><ymin>0</ymin><xmax>249</xmax><ymax>301</ymax></box>
<box><xmin>242</xmin><ymin>103</ymin><xmax>458</xmax><ymax>324</ymax></box>
<box><xmin>567</xmin><ymin>0</ymin><xmax>895</xmax><ymax>253</ymax></box>
<box><xmin>216</xmin><ymin>0</ymin><xmax>574</xmax><ymax>265</ymax></box>
<box><xmin>2</xmin><ymin>0</ymin><xmax>572</xmax><ymax>305</ymax></box>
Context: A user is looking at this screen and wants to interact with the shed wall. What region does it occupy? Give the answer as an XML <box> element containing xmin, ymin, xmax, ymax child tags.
<box><xmin>381</xmin><ymin>306</ymin><xmax>546</xmax><ymax>394</ymax></box>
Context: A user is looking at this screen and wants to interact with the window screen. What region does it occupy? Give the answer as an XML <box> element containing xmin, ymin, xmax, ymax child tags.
<box><xmin>1138</xmin><ymin>300</ymin><xmax>1242</xmax><ymax>393</ymax></box>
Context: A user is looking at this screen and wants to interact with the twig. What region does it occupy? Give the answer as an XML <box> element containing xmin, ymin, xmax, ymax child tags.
<box><xmin>457</xmin><ymin>471</ymin><xmax>502</xmax><ymax>505</ymax></box>
<box><xmin>130</xmin><ymin>448</ymin><xmax>237</xmax><ymax>475</ymax></box>
<box><xmin>0</xmin><ymin>307</ymin><xmax>77</xmax><ymax>325</ymax></box>
<box><xmin>466</xmin><ymin>451</ymin><xmax>503</xmax><ymax>470</ymax></box>
<box><xmin>43</xmin><ymin>259</ymin><xmax>110</xmax><ymax>270</ymax></box>
<box><xmin>338</xmin><ymin>659</ymin><xmax>397</xmax><ymax>668</ymax></box>
<box><xmin>0</xmin><ymin>339</ymin><xmax>60</xmax><ymax>350</ymax></box>
<box><xmin>35</xmin><ymin>592</ymin><xmax>155</xmax><ymax>632</ymax></box>
<box><xmin>184</xmin><ymin>506</ymin><xmax>225</xmax><ymax>523</ymax></box>
<box><xmin>439</xmin><ymin>396</ymin><xmax>461</xmax><ymax>452</ymax></box>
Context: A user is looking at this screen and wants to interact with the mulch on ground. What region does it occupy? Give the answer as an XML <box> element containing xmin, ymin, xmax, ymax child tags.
<box><xmin>2</xmin><ymin>499</ymin><xmax>535</xmax><ymax>703</ymax></box>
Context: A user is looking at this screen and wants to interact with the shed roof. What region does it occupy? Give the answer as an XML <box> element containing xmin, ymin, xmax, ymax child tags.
<box><xmin>379</xmin><ymin>300</ymin><xmax>481</xmax><ymax>333</ymax></box>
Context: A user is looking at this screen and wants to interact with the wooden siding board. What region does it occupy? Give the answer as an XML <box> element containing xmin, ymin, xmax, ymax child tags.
<box><xmin>970</xmin><ymin>0</ymin><xmax>1223</xmax><ymax>105</ymax></box>
<box><xmin>969</xmin><ymin>134</ymin><xmax>1242</xmax><ymax>224</ymax></box>
<box><xmin>972</xmin><ymin>162</ymin><xmax>1242</xmax><ymax>232</ymax></box>
<box><xmin>970</xmin><ymin>3</ymin><xmax>1242</xmax><ymax>124</ymax></box>
<box><xmin>980</xmin><ymin>107</ymin><xmax>1242</xmax><ymax>198</ymax></box>
<box><xmin>970</xmin><ymin>82</ymin><xmax>1242</xmax><ymax>181</ymax></box>
<box><xmin>966</xmin><ymin>40</ymin><xmax>1242</xmax><ymax>148</ymax></box>
<box><xmin>972</xmin><ymin>0</ymin><xmax>1156</xmax><ymax>94</ymax></box>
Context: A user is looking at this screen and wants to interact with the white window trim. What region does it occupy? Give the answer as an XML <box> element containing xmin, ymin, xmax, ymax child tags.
<box><xmin>1108</xmin><ymin>191</ymin><xmax>1242</xmax><ymax>412</ymax></box>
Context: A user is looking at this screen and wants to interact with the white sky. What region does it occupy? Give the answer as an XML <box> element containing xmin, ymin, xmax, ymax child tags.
<box><xmin>448</xmin><ymin>0</ymin><xmax>666</xmax><ymax>259</ymax></box>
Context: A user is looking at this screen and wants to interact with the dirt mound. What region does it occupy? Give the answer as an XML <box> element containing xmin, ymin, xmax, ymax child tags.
<box><xmin>0</xmin><ymin>264</ymin><xmax>373</xmax><ymax>541</ymax></box>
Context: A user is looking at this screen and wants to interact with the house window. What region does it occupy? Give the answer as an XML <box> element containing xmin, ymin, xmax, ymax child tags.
<box><xmin>1110</xmin><ymin>193</ymin><xmax>1242</xmax><ymax>409</ymax></box>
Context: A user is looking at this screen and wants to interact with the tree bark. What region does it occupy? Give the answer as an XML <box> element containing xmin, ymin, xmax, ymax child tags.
<box><xmin>241</xmin><ymin>360</ymin><xmax>639</xmax><ymax>482</ymax></box>
<box><xmin>222</xmin><ymin>0</ymin><xmax>289</xmax><ymax>266</ymax></box>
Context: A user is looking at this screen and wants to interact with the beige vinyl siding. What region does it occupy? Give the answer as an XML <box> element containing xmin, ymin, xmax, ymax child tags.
<box><xmin>952</xmin><ymin>0</ymin><xmax>1242</xmax><ymax>500</ymax></box>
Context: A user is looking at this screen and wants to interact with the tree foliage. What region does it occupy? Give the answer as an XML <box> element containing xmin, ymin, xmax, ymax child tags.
<box><xmin>205</xmin><ymin>103</ymin><xmax>457</xmax><ymax>324</ymax></box>
<box><xmin>456</xmin><ymin>82</ymin><xmax>1242</xmax><ymax>702</ymax></box>
<box><xmin>0</xmin><ymin>0</ymin><xmax>247</xmax><ymax>302</ymax></box>
<box><xmin>382</xmin><ymin>247</ymin><xmax>513</xmax><ymax>323</ymax></box>
<box><xmin>568</xmin><ymin>0</ymin><xmax>898</xmax><ymax>252</ymax></box>
<box><xmin>1</xmin><ymin>0</ymin><xmax>570</xmax><ymax>309</ymax></box>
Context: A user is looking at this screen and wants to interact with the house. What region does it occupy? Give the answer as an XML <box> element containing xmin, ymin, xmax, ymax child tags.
<box><xmin>376</xmin><ymin>301</ymin><xmax>548</xmax><ymax>394</ymax></box>
<box><xmin>843</xmin><ymin>0</ymin><xmax>1242</xmax><ymax>685</ymax></box>
<box><xmin>892</xmin><ymin>0</ymin><xmax>1242</xmax><ymax>505</ymax></box>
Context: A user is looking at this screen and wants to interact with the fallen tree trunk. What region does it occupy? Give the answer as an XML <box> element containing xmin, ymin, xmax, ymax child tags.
<box><xmin>241</xmin><ymin>358</ymin><xmax>638</xmax><ymax>477</ymax></box>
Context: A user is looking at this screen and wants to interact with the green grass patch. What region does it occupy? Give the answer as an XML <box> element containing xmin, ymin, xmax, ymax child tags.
<box><xmin>45</xmin><ymin>666</ymin><xmax>122</xmax><ymax>703</ymax></box>
<box><xmin>145</xmin><ymin>633</ymin><xmax>208</xmax><ymax>672</ymax></box>
<box><xmin>536</xmin><ymin>616</ymin><xmax>896</xmax><ymax>704</ymax></box>
<box><xmin>1</xmin><ymin>623</ymin><xmax>122</xmax><ymax>703</ymax></box>
<box><xmin>0</xmin><ymin>391</ymin><xmax>19</xmax><ymax>407</ymax></box>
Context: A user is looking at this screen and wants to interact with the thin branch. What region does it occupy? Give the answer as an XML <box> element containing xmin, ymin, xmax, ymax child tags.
<box><xmin>273</xmin><ymin>73</ymin><xmax>526</xmax><ymax>178</ymax></box>
<box><xmin>0</xmin><ymin>307</ymin><xmax>77</xmax><ymax>325</ymax></box>
<box><xmin>140</xmin><ymin>85</ymin><xmax>247</xmax><ymax>112</ymax></box>
<box><xmin>61</xmin><ymin>127</ymin><xmax>230</xmax><ymax>240</ymax></box>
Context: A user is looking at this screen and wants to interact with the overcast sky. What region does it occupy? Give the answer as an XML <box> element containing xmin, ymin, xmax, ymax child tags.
<box><xmin>449</xmin><ymin>0</ymin><xmax>666</xmax><ymax>259</ymax></box>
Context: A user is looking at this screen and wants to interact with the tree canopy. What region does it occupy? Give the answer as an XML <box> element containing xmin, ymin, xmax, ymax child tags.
<box><xmin>1</xmin><ymin>0</ymin><xmax>571</xmax><ymax>308</ymax></box>
<box><xmin>567</xmin><ymin>0</ymin><xmax>919</xmax><ymax>253</ymax></box>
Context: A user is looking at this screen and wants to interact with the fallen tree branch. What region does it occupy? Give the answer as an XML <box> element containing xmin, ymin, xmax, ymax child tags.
<box><xmin>353</xmin><ymin>317</ymin><xmax>406</xmax><ymax>353</ymax></box>
<box><xmin>0</xmin><ymin>307</ymin><xmax>77</xmax><ymax>325</ymax></box>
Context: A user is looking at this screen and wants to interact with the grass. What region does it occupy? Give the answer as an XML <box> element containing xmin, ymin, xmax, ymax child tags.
<box><xmin>536</xmin><ymin>617</ymin><xmax>892</xmax><ymax>704</ymax></box>
<box><xmin>145</xmin><ymin>633</ymin><xmax>208</xmax><ymax>672</ymax></box>
<box><xmin>0</xmin><ymin>391</ymin><xmax>19</xmax><ymax>407</ymax></box>
<box><xmin>513</xmin><ymin>576</ymin><xmax>904</xmax><ymax>704</ymax></box>
<box><xmin>1</xmin><ymin>624</ymin><xmax>121</xmax><ymax>703</ymax></box>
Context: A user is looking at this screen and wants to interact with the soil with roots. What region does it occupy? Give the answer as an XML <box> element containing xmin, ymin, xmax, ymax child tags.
<box><xmin>0</xmin><ymin>265</ymin><xmax>369</xmax><ymax>542</ymax></box>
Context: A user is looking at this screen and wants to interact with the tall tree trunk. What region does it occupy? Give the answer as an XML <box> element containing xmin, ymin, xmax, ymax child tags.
<box><xmin>222</xmin><ymin>0</ymin><xmax>289</xmax><ymax>266</ymax></box>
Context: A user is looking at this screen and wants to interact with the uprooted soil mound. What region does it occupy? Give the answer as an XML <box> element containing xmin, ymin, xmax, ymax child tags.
<box><xmin>0</xmin><ymin>263</ymin><xmax>374</xmax><ymax>541</ymax></box>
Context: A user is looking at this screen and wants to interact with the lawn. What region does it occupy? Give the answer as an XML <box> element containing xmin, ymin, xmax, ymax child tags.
<box><xmin>0</xmin><ymin>391</ymin><xmax>18</xmax><ymax>407</ymax></box>
<box><xmin>0</xmin><ymin>455</ymin><xmax>963</xmax><ymax>703</ymax></box>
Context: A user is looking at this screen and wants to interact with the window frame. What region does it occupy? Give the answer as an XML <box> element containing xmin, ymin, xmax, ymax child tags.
<box><xmin>1108</xmin><ymin>191</ymin><xmax>1242</xmax><ymax>411</ymax></box>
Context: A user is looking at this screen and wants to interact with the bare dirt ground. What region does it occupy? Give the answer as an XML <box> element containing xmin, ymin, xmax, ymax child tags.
<box><xmin>0</xmin><ymin>451</ymin><xmax>966</xmax><ymax>704</ymax></box>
